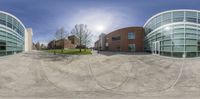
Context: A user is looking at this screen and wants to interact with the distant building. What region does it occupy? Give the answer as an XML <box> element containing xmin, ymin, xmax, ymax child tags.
<box><xmin>94</xmin><ymin>40</ymin><xmax>99</xmax><ymax>50</ymax></box>
<box><xmin>48</xmin><ymin>35</ymin><xmax>79</xmax><ymax>49</ymax></box>
<box><xmin>32</xmin><ymin>43</ymin><xmax>37</xmax><ymax>50</ymax></box>
<box><xmin>35</xmin><ymin>42</ymin><xmax>41</xmax><ymax>50</ymax></box>
<box><xmin>99</xmin><ymin>33</ymin><xmax>106</xmax><ymax>50</ymax></box>
<box><xmin>68</xmin><ymin>35</ymin><xmax>79</xmax><ymax>45</ymax></box>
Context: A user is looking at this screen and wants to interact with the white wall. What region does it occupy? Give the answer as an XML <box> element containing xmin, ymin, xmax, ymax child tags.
<box><xmin>25</xmin><ymin>28</ymin><xmax>33</xmax><ymax>52</ymax></box>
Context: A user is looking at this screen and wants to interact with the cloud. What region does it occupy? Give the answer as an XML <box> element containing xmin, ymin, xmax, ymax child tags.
<box><xmin>61</xmin><ymin>8</ymin><xmax>130</xmax><ymax>46</ymax></box>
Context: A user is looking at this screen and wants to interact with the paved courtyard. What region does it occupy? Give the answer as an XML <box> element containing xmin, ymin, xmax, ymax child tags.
<box><xmin>0</xmin><ymin>51</ymin><xmax>200</xmax><ymax>99</ymax></box>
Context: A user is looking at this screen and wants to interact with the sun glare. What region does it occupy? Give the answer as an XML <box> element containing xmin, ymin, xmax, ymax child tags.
<box><xmin>96</xmin><ymin>25</ymin><xmax>105</xmax><ymax>32</ymax></box>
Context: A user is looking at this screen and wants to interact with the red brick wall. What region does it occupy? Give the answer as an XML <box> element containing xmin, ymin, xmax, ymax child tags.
<box><xmin>64</xmin><ymin>40</ymin><xmax>76</xmax><ymax>49</ymax></box>
<box><xmin>106</xmin><ymin>27</ymin><xmax>144</xmax><ymax>52</ymax></box>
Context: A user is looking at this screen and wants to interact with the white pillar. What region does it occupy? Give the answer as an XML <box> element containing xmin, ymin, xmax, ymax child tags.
<box><xmin>25</xmin><ymin>28</ymin><xmax>33</xmax><ymax>52</ymax></box>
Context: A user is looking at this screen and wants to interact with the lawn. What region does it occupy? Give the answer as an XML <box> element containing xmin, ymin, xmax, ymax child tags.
<box><xmin>46</xmin><ymin>49</ymin><xmax>92</xmax><ymax>55</ymax></box>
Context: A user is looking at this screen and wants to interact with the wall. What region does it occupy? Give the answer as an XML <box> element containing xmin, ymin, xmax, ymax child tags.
<box><xmin>105</xmin><ymin>27</ymin><xmax>144</xmax><ymax>52</ymax></box>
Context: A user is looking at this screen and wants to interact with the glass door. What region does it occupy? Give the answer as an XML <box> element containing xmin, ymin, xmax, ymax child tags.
<box><xmin>152</xmin><ymin>41</ymin><xmax>160</xmax><ymax>55</ymax></box>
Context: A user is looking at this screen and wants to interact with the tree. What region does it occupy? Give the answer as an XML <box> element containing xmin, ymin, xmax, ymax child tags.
<box><xmin>35</xmin><ymin>42</ymin><xmax>40</xmax><ymax>50</ymax></box>
<box><xmin>55</xmin><ymin>27</ymin><xmax>68</xmax><ymax>52</ymax></box>
<box><xmin>71</xmin><ymin>24</ymin><xmax>92</xmax><ymax>52</ymax></box>
<box><xmin>83</xmin><ymin>29</ymin><xmax>92</xmax><ymax>51</ymax></box>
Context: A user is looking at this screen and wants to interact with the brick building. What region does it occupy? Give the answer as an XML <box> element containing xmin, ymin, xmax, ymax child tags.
<box><xmin>95</xmin><ymin>27</ymin><xmax>144</xmax><ymax>52</ymax></box>
<box><xmin>48</xmin><ymin>35</ymin><xmax>79</xmax><ymax>49</ymax></box>
<box><xmin>94</xmin><ymin>40</ymin><xmax>99</xmax><ymax>50</ymax></box>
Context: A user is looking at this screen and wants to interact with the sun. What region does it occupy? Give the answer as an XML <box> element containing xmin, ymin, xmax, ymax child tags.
<box><xmin>96</xmin><ymin>25</ymin><xmax>105</xmax><ymax>32</ymax></box>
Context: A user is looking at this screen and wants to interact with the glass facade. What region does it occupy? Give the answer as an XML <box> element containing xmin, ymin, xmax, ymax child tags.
<box><xmin>144</xmin><ymin>10</ymin><xmax>200</xmax><ymax>57</ymax></box>
<box><xmin>0</xmin><ymin>12</ymin><xmax>25</xmax><ymax>56</ymax></box>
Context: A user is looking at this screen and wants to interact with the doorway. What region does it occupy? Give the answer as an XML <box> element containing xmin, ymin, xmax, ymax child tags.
<box><xmin>152</xmin><ymin>41</ymin><xmax>160</xmax><ymax>55</ymax></box>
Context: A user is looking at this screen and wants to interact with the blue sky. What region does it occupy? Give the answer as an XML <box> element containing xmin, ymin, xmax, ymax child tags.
<box><xmin>0</xmin><ymin>0</ymin><xmax>200</xmax><ymax>45</ymax></box>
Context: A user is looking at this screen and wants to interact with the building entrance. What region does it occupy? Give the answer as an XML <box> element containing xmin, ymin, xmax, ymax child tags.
<box><xmin>0</xmin><ymin>41</ymin><xmax>6</xmax><ymax>50</ymax></box>
<box><xmin>152</xmin><ymin>41</ymin><xmax>160</xmax><ymax>55</ymax></box>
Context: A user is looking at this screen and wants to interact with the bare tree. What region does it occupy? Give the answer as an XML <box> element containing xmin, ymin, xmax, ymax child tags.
<box><xmin>71</xmin><ymin>24</ymin><xmax>92</xmax><ymax>52</ymax></box>
<box><xmin>83</xmin><ymin>29</ymin><xmax>92</xmax><ymax>51</ymax></box>
<box><xmin>55</xmin><ymin>27</ymin><xmax>68</xmax><ymax>52</ymax></box>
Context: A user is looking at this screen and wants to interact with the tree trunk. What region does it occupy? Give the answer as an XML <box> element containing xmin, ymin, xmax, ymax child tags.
<box><xmin>84</xmin><ymin>42</ymin><xmax>86</xmax><ymax>52</ymax></box>
<box><xmin>79</xmin><ymin>37</ymin><xmax>82</xmax><ymax>52</ymax></box>
<box><xmin>62</xmin><ymin>39</ymin><xmax>64</xmax><ymax>53</ymax></box>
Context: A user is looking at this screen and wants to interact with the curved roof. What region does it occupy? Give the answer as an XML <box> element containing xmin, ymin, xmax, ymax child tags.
<box><xmin>0</xmin><ymin>11</ymin><xmax>26</xmax><ymax>29</ymax></box>
<box><xmin>143</xmin><ymin>9</ymin><xmax>200</xmax><ymax>27</ymax></box>
<box><xmin>107</xmin><ymin>26</ymin><xmax>143</xmax><ymax>35</ymax></box>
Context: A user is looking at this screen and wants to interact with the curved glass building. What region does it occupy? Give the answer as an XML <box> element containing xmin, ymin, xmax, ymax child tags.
<box><xmin>0</xmin><ymin>11</ymin><xmax>31</xmax><ymax>56</ymax></box>
<box><xmin>144</xmin><ymin>9</ymin><xmax>200</xmax><ymax>57</ymax></box>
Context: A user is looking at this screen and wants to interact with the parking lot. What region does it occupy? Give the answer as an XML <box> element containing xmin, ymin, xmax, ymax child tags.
<box><xmin>0</xmin><ymin>51</ymin><xmax>200</xmax><ymax>99</ymax></box>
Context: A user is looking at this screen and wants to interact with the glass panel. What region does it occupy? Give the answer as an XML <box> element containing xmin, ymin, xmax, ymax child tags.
<box><xmin>0</xmin><ymin>13</ymin><xmax>6</xmax><ymax>20</ymax></box>
<box><xmin>186</xmin><ymin>11</ymin><xmax>197</xmax><ymax>23</ymax></box>
<box><xmin>186</xmin><ymin>45</ymin><xmax>197</xmax><ymax>52</ymax></box>
<box><xmin>185</xmin><ymin>28</ymin><xmax>196</xmax><ymax>33</ymax></box>
<box><xmin>173</xmin><ymin>39</ymin><xmax>184</xmax><ymax>45</ymax></box>
<box><xmin>163</xmin><ymin>46</ymin><xmax>171</xmax><ymax>52</ymax></box>
<box><xmin>173</xmin><ymin>24</ymin><xmax>185</xmax><ymax>28</ymax></box>
<box><xmin>187</xmin><ymin>52</ymin><xmax>197</xmax><ymax>57</ymax></box>
<box><xmin>0</xmin><ymin>19</ymin><xmax>6</xmax><ymax>25</ymax></box>
<box><xmin>173</xmin><ymin>11</ymin><xmax>184</xmax><ymax>22</ymax></box>
<box><xmin>174</xmin><ymin>45</ymin><xmax>184</xmax><ymax>52</ymax></box>
<box><xmin>186</xmin><ymin>17</ymin><xmax>197</xmax><ymax>23</ymax></box>
<box><xmin>173</xmin><ymin>52</ymin><xmax>184</xmax><ymax>57</ymax></box>
<box><xmin>163</xmin><ymin>40</ymin><xmax>171</xmax><ymax>45</ymax></box>
<box><xmin>155</xmin><ymin>16</ymin><xmax>161</xmax><ymax>27</ymax></box>
<box><xmin>185</xmin><ymin>24</ymin><xmax>197</xmax><ymax>28</ymax></box>
<box><xmin>173</xmin><ymin>33</ymin><xmax>184</xmax><ymax>38</ymax></box>
<box><xmin>186</xmin><ymin>33</ymin><xmax>196</xmax><ymax>38</ymax></box>
<box><xmin>186</xmin><ymin>39</ymin><xmax>197</xmax><ymax>45</ymax></box>
<box><xmin>0</xmin><ymin>40</ymin><xmax>6</xmax><ymax>51</ymax></box>
<box><xmin>163</xmin><ymin>12</ymin><xmax>171</xmax><ymax>20</ymax></box>
<box><xmin>0</xmin><ymin>30</ymin><xmax>6</xmax><ymax>36</ymax></box>
<box><xmin>162</xmin><ymin>12</ymin><xmax>171</xmax><ymax>25</ymax></box>
<box><xmin>162</xmin><ymin>52</ymin><xmax>171</xmax><ymax>56</ymax></box>
<box><xmin>198</xmin><ymin>12</ymin><xmax>200</xmax><ymax>23</ymax></box>
<box><xmin>173</xmin><ymin>28</ymin><xmax>184</xmax><ymax>33</ymax></box>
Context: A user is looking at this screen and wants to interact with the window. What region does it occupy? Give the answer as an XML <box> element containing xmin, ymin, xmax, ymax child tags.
<box><xmin>112</xmin><ymin>36</ymin><xmax>120</xmax><ymax>41</ymax></box>
<box><xmin>163</xmin><ymin>40</ymin><xmax>171</xmax><ymax>45</ymax></box>
<box><xmin>186</xmin><ymin>39</ymin><xmax>197</xmax><ymax>45</ymax></box>
<box><xmin>7</xmin><ymin>22</ymin><xmax>12</xmax><ymax>29</ymax></box>
<box><xmin>173</xmin><ymin>33</ymin><xmax>184</xmax><ymax>38</ymax></box>
<box><xmin>163</xmin><ymin>46</ymin><xmax>171</xmax><ymax>52</ymax></box>
<box><xmin>162</xmin><ymin>12</ymin><xmax>172</xmax><ymax>25</ymax></box>
<box><xmin>173</xmin><ymin>39</ymin><xmax>184</xmax><ymax>45</ymax></box>
<box><xmin>0</xmin><ymin>19</ymin><xmax>6</xmax><ymax>26</ymax></box>
<box><xmin>128</xmin><ymin>32</ymin><xmax>135</xmax><ymax>39</ymax></box>
<box><xmin>0</xmin><ymin>41</ymin><xmax>6</xmax><ymax>50</ymax></box>
<box><xmin>128</xmin><ymin>44</ymin><xmax>136</xmax><ymax>52</ymax></box>
<box><xmin>173</xmin><ymin>11</ymin><xmax>184</xmax><ymax>22</ymax></box>
<box><xmin>173</xmin><ymin>45</ymin><xmax>184</xmax><ymax>52</ymax></box>
<box><xmin>186</xmin><ymin>11</ymin><xmax>197</xmax><ymax>23</ymax></box>
<box><xmin>186</xmin><ymin>45</ymin><xmax>197</xmax><ymax>52</ymax></box>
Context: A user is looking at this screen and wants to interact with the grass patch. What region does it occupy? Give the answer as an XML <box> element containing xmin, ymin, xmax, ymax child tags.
<box><xmin>46</xmin><ymin>49</ymin><xmax>92</xmax><ymax>55</ymax></box>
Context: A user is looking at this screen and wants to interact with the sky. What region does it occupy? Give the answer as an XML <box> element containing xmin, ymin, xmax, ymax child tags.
<box><xmin>0</xmin><ymin>0</ymin><xmax>200</xmax><ymax>46</ymax></box>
